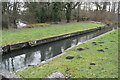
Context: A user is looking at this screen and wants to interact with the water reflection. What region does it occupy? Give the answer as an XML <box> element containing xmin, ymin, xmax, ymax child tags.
<box><xmin>25</xmin><ymin>51</ymin><xmax>41</xmax><ymax>66</ymax></box>
<box><xmin>0</xmin><ymin>27</ymin><xmax>114</xmax><ymax>72</ymax></box>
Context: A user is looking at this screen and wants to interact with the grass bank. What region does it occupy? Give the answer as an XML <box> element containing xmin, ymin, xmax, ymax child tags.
<box><xmin>16</xmin><ymin>29</ymin><xmax>118</xmax><ymax>78</ymax></box>
<box><xmin>1</xmin><ymin>22</ymin><xmax>103</xmax><ymax>46</ymax></box>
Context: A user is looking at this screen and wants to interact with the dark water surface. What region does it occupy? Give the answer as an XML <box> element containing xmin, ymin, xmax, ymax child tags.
<box><xmin>0</xmin><ymin>27</ymin><xmax>115</xmax><ymax>72</ymax></box>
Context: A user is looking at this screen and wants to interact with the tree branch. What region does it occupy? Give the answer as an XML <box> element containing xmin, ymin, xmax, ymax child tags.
<box><xmin>72</xmin><ymin>2</ymin><xmax>80</xmax><ymax>9</ymax></box>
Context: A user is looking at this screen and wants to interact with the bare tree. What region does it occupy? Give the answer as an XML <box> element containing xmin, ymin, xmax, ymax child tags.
<box><xmin>64</xmin><ymin>2</ymin><xmax>80</xmax><ymax>23</ymax></box>
<box><xmin>102</xmin><ymin>2</ymin><xmax>108</xmax><ymax>11</ymax></box>
<box><xmin>2</xmin><ymin>2</ymin><xmax>20</xmax><ymax>29</ymax></box>
<box><xmin>94</xmin><ymin>2</ymin><xmax>102</xmax><ymax>11</ymax></box>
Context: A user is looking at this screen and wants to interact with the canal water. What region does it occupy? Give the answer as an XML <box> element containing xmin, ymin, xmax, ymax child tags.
<box><xmin>0</xmin><ymin>26</ymin><xmax>115</xmax><ymax>72</ymax></box>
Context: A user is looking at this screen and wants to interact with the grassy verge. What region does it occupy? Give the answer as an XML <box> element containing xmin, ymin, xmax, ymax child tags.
<box><xmin>1</xmin><ymin>22</ymin><xmax>103</xmax><ymax>46</ymax></box>
<box><xmin>16</xmin><ymin>29</ymin><xmax>118</xmax><ymax>78</ymax></box>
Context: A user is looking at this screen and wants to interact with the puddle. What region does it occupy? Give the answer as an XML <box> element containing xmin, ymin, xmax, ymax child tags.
<box><xmin>92</xmin><ymin>42</ymin><xmax>97</xmax><ymax>45</ymax></box>
<box><xmin>90</xmin><ymin>63</ymin><xmax>96</xmax><ymax>65</ymax></box>
<box><xmin>105</xmin><ymin>48</ymin><xmax>108</xmax><ymax>49</ymax></box>
<box><xmin>77</xmin><ymin>48</ymin><xmax>84</xmax><ymax>51</ymax></box>
<box><xmin>66</xmin><ymin>56</ymin><xmax>74</xmax><ymax>59</ymax></box>
<box><xmin>97</xmin><ymin>49</ymin><xmax>105</xmax><ymax>52</ymax></box>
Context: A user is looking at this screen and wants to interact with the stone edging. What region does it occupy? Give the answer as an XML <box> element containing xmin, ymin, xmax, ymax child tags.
<box><xmin>1</xmin><ymin>26</ymin><xmax>106</xmax><ymax>53</ymax></box>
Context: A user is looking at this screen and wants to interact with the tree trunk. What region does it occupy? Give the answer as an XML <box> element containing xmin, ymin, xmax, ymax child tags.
<box><xmin>77</xmin><ymin>3</ymin><xmax>82</xmax><ymax>22</ymax></box>
<box><xmin>111</xmin><ymin>2</ymin><xmax>116</xmax><ymax>13</ymax></box>
<box><xmin>102</xmin><ymin>2</ymin><xmax>108</xmax><ymax>11</ymax></box>
<box><xmin>66</xmin><ymin>8</ymin><xmax>71</xmax><ymax>23</ymax></box>
<box><xmin>94</xmin><ymin>2</ymin><xmax>102</xmax><ymax>11</ymax></box>
<box><xmin>108</xmin><ymin>2</ymin><xmax>111</xmax><ymax>12</ymax></box>
<box><xmin>65</xmin><ymin>2</ymin><xmax>79</xmax><ymax>23</ymax></box>
<box><xmin>118</xmin><ymin>1</ymin><xmax>120</xmax><ymax>27</ymax></box>
<box><xmin>65</xmin><ymin>3</ymin><xmax>72</xmax><ymax>23</ymax></box>
<box><xmin>10</xmin><ymin>2</ymin><xmax>18</xmax><ymax>29</ymax></box>
<box><xmin>2</xmin><ymin>2</ymin><xmax>9</xmax><ymax>29</ymax></box>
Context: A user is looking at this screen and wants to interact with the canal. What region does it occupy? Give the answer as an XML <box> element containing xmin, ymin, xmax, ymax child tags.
<box><xmin>0</xmin><ymin>26</ymin><xmax>116</xmax><ymax>73</ymax></box>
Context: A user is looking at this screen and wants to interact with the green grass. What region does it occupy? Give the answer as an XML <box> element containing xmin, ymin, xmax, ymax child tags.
<box><xmin>1</xmin><ymin>22</ymin><xmax>103</xmax><ymax>46</ymax></box>
<box><xmin>16</xmin><ymin>29</ymin><xmax>118</xmax><ymax>78</ymax></box>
